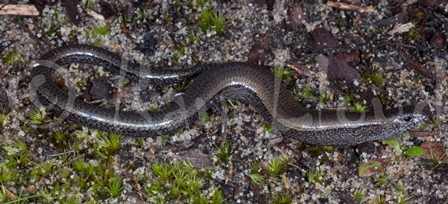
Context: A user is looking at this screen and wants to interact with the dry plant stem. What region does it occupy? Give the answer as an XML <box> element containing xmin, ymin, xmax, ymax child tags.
<box><xmin>326</xmin><ymin>1</ymin><xmax>375</xmax><ymax>14</ymax></box>
<box><xmin>0</xmin><ymin>4</ymin><xmax>39</xmax><ymax>16</ymax></box>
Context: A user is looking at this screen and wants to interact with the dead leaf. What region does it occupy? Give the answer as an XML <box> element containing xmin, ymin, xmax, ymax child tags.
<box><xmin>401</xmin><ymin>52</ymin><xmax>441</xmax><ymax>79</ymax></box>
<box><xmin>420</xmin><ymin>142</ymin><xmax>446</xmax><ymax>160</ymax></box>
<box><xmin>327</xmin><ymin>51</ymin><xmax>362</xmax><ymax>83</ymax></box>
<box><xmin>387</xmin><ymin>22</ymin><xmax>414</xmax><ymax>36</ymax></box>
<box><xmin>63</xmin><ymin>0</ymin><xmax>80</xmax><ymax>26</ymax></box>
<box><xmin>288</xmin><ymin>0</ymin><xmax>304</xmax><ymax>30</ymax></box>
<box><xmin>248</xmin><ymin>42</ymin><xmax>270</xmax><ymax>65</ymax></box>
<box><xmin>358</xmin><ymin>158</ymin><xmax>390</xmax><ymax>177</ymax></box>
<box><xmin>99</xmin><ymin>1</ymin><xmax>116</xmax><ymax>20</ymax></box>
<box><xmin>4</xmin><ymin>187</ymin><xmax>18</xmax><ymax>201</ymax></box>
<box><xmin>376</xmin><ymin>12</ymin><xmax>408</xmax><ymax>26</ymax></box>
<box><xmin>286</xmin><ymin>60</ymin><xmax>318</xmax><ymax>80</ymax></box>
<box><xmin>171</xmin><ymin>151</ymin><xmax>213</xmax><ymax>169</ymax></box>
<box><xmin>309</xmin><ymin>28</ymin><xmax>338</xmax><ymax>53</ymax></box>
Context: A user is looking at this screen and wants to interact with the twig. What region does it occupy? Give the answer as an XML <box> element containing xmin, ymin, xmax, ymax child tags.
<box><xmin>0</xmin><ymin>4</ymin><xmax>39</xmax><ymax>16</ymax></box>
<box><xmin>326</xmin><ymin>1</ymin><xmax>375</xmax><ymax>14</ymax></box>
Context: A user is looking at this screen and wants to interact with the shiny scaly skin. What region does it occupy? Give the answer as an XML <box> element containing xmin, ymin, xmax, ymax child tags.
<box><xmin>31</xmin><ymin>45</ymin><xmax>426</xmax><ymax>146</ymax></box>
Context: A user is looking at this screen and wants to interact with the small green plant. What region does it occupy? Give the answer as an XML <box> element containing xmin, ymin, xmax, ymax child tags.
<box><xmin>98</xmin><ymin>133</ymin><xmax>122</xmax><ymax>154</ymax></box>
<box><xmin>0</xmin><ymin>166</ymin><xmax>17</xmax><ymax>182</ymax></box>
<box><xmin>0</xmin><ymin>113</ymin><xmax>6</xmax><ymax>128</ymax></box>
<box><xmin>292</xmin><ymin>88</ymin><xmax>301</xmax><ymax>100</ymax></box>
<box><xmin>344</xmin><ymin>92</ymin><xmax>355</xmax><ymax>104</ymax></box>
<box><xmin>262</xmin><ymin>122</ymin><xmax>274</xmax><ymax>134</ymax></box>
<box><xmin>419</xmin><ymin>116</ymin><xmax>439</xmax><ymax>131</ymax></box>
<box><xmin>403</xmin><ymin>146</ymin><xmax>424</xmax><ymax>157</ymax></box>
<box><xmin>211</xmin><ymin>189</ymin><xmax>225</xmax><ymax>204</ymax></box>
<box><xmin>306</xmin><ymin>169</ymin><xmax>323</xmax><ymax>184</ymax></box>
<box><xmin>199</xmin><ymin>111</ymin><xmax>212</xmax><ymax>123</ymax></box>
<box><xmin>152</xmin><ymin>162</ymin><xmax>172</xmax><ymax>181</ymax></box>
<box><xmin>42</xmin><ymin>159</ymin><xmax>55</xmax><ymax>173</ymax></box>
<box><xmin>317</xmin><ymin>93</ymin><xmax>328</xmax><ymax>105</ymax></box>
<box><xmin>199</xmin><ymin>8</ymin><xmax>230</xmax><ymax>35</ymax></box>
<box><xmin>266</xmin><ymin>156</ymin><xmax>289</xmax><ymax>177</ymax></box>
<box><xmin>396</xmin><ymin>184</ymin><xmax>413</xmax><ymax>204</ymax></box>
<box><xmin>53</xmin><ymin>130</ymin><xmax>66</xmax><ymax>143</ymax></box>
<box><xmin>92</xmin><ymin>25</ymin><xmax>110</xmax><ymax>38</ymax></box>
<box><xmin>216</xmin><ymin>141</ymin><xmax>231</xmax><ymax>164</ymax></box>
<box><xmin>376</xmin><ymin>173</ymin><xmax>388</xmax><ymax>187</ymax></box>
<box><xmin>271</xmin><ymin>192</ymin><xmax>292</xmax><ymax>204</ymax></box>
<box><xmin>199</xmin><ymin>8</ymin><xmax>213</xmax><ymax>30</ymax></box>
<box><xmin>372</xmin><ymin>195</ymin><xmax>386</xmax><ymax>204</ymax></box>
<box><xmin>195</xmin><ymin>0</ymin><xmax>208</xmax><ymax>9</ymax></box>
<box><xmin>85</xmin><ymin>0</ymin><xmax>95</xmax><ymax>9</ymax></box>
<box><xmin>108</xmin><ymin>176</ymin><xmax>123</xmax><ymax>197</ymax></box>
<box><xmin>398</xmin><ymin>195</ymin><xmax>413</xmax><ymax>204</ymax></box>
<box><xmin>251</xmin><ymin>162</ymin><xmax>261</xmax><ymax>173</ymax></box>
<box><xmin>28</xmin><ymin>108</ymin><xmax>47</xmax><ymax>125</ymax></box>
<box><xmin>382</xmin><ymin>135</ymin><xmax>424</xmax><ymax>157</ymax></box>
<box><xmin>137</xmin><ymin>7</ymin><xmax>147</xmax><ymax>20</ymax></box>
<box><xmin>226</xmin><ymin>99</ymin><xmax>238</xmax><ymax>107</ymax></box>
<box><xmin>362</xmin><ymin>73</ymin><xmax>385</xmax><ymax>88</ymax></box>
<box><xmin>3</xmin><ymin>51</ymin><xmax>22</xmax><ymax>64</ymax></box>
<box><xmin>173</xmin><ymin>80</ymin><xmax>190</xmax><ymax>91</ymax></box>
<box><xmin>187</xmin><ymin>30</ymin><xmax>199</xmax><ymax>43</ymax></box>
<box><xmin>249</xmin><ymin>173</ymin><xmax>264</xmax><ymax>186</ymax></box>
<box><xmin>174</xmin><ymin>44</ymin><xmax>186</xmax><ymax>62</ymax></box>
<box><xmin>271</xmin><ymin>67</ymin><xmax>294</xmax><ymax>80</ymax></box>
<box><xmin>382</xmin><ymin>136</ymin><xmax>402</xmax><ymax>153</ymax></box>
<box><xmin>405</xmin><ymin>26</ymin><xmax>418</xmax><ymax>39</ymax></box>
<box><xmin>2</xmin><ymin>138</ymin><xmax>27</xmax><ymax>156</ymax></box>
<box><xmin>351</xmin><ymin>102</ymin><xmax>368</xmax><ymax>113</ymax></box>
<box><xmin>353</xmin><ymin>189</ymin><xmax>364</xmax><ymax>202</ymax></box>
<box><xmin>73</xmin><ymin>158</ymin><xmax>87</xmax><ymax>172</ymax></box>
<box><xmin>161</xmin><ymin>134</ymin><xmax>170</xmax><ymax>143</ymax></box>
<box><xmin>211</xmin><ymin>12</ymin><xmax>231</xmax><ymax>35</ymax></box>
<box><xmin>295</xmin><ymin>86</ymin><xmax>314</xmax><ymax>99</ymax></box>
<box><xmin>75</xmin><ymin>130</ymin><xmax>88</xmax><ymax>139</ymax></box>
<box><xmin>163</xmin><ymin>13</ymin><xmax>171</xmax><ymax>23</ymax></box>
<box><xmin>0</xmin><ymin>186</ymin><xmax>7</xmax><ymax>202</ymax></box>
<box><xmin>136</xmin><ymin>138</ymin><xmax>144</xmax><ymax>147</ymax></box>
<box><xmin>148</xmin><ymin>161</ymin><xmax>222</xmax><ymax>203</ymax></box>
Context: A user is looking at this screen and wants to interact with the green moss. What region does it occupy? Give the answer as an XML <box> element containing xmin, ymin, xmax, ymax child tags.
<box><xmin>97</xmin><ymin>133</ymin><xmax>122</xmax><ymax>154</ymax></box>
<box><xmin>376</xmin><ymin>173</ymin><xmax>388</xmax><ymax>187</ymax></box>
<box><xmin>317</xmin><ymin>93</ymin><xmax>328</xmax><ymax>105</ymax></box>
<box><xmin>28</xmin><ymin>108</ymin><xmax>47</xmax><ymax>125</ymax></box>
<box><xmin>343</xmin><ymin>92</ymin><xmax>355</xmax><ymax>105</ymax></box>
<box><xmin>271</xmin><ymin>66</ymin><xmax>295</xmax><ymax>80</ymax></box>
<box><xmin>163</xmin><ymin>13</ymin><xmax>171</xmax><ymax>24</ymax></box>
<box><xmin>216</xmin><ymin>141</ymin><xmax>232</xmax><ymax>164</ymax></box>
<box><xmin>199</xmin><ymin>8</ymin><xmax>231</xmax><ymax>35</ymax></box>
<box><xmin>405</xmin><ymin>26</ymin><xmax>418</xmax><ymax>39</ymax></box>
<box><xmin>2</xmin><ymin>51</ymin><xmax>22</xmax><ymax>65</ymax></box>
<box><xmin>262</xmin><ymin>122</ymin><xmax>274</xmax><ymax>134</ymax></box>
<box><xmin>306</xmin><ymin>169</ymin><xmax>323</xmax><ymax>184</ymax></box>
<box><xmin>266</xmin><ymin>156</ymin><xmax>289</xmax><ymax>177</ymax></box>
<box><xmin>53</xmin><ymin>130</ymin><xmax>66</xmax><ymax>143</ymax></box>
<box><xmin>272</xmin><ymin>193</ymin><xmax>293</xmax><ymax>204</ymax></box>
<box><xmin>351</xmin><ymin>102</ymin><xmax>368</xmax><ymax>113</ymax></box>
<box><xmin>249</xmin><ymin>173</ymin><xmax>264</xmax><ymax>186</ymax></box>
<box><xmin>92</xmin><ymin>25</ymin><xmax>110</xmax><ymax>38</ymax></box>
<box><xmin>174</xmin><ymin>44</ymin><xmax>186</xmax><ymax>62</ymax></box>
<box><xmin>362</xmin><ymin>73</ymin><xmax>385</xmax><ymax>88</ymax></box>
<box><xmin>353</xmin><ymin>189</ymin><xmax>364</xmax><ymax>202</ymax></box>
<box><xmin>108</xmin><ymin>176</ymin><xmax>123</xmax><ymax>197</ymax></box>
<box><xmin>148</xmin><ymin>161</ymin><xmax>224</xmax><ymax>203</ymax></box>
